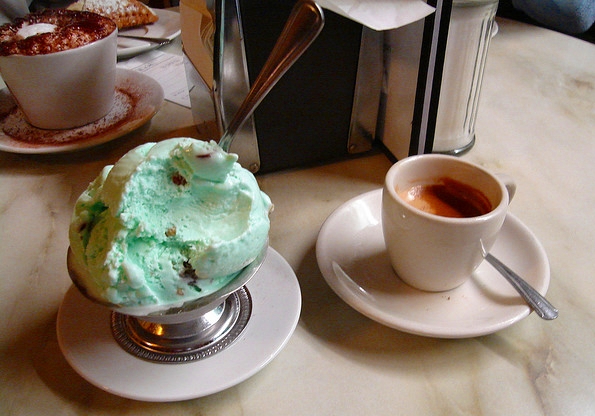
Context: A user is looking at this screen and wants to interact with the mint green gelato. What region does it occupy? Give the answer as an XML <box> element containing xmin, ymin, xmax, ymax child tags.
<box><xmin>69</xmin><ymin>138</ymin><xmax>271</xmax><ymax>310</ymax></box>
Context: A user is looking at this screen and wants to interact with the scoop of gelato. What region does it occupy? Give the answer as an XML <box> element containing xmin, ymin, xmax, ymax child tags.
<box><xmin>69</xmin><ymin>138</ymin><xmax>272</xmax><ymax>309</ymax></box>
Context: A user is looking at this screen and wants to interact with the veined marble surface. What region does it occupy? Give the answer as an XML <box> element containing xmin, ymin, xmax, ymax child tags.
<box><xmin>1</xmin><ymin>18</ymin><xmax>594</xmax><ymax>415</ymax></box>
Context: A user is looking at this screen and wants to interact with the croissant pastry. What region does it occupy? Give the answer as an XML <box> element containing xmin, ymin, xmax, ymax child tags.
<box><xmin>67</xmin><ymin>0</ymin><xmax>159</xmax><ymax>29</ymax></box>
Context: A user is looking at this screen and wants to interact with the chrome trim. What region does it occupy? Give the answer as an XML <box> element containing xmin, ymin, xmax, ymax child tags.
<box><xmin>213</xmin><ymin>0</ymin><xmax>261</xmax><ymax>172</ymax></box>
<box><xmin>348</xmin><ymin>26</ymin><xmax>383</xmax><ymax>154</ymax></box>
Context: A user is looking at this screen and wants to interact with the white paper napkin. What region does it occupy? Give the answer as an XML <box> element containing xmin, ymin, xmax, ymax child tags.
<box><xmin>315</xmin><ymin>0</ymin><xmax>434</xmax><ymax>31</ymax></box>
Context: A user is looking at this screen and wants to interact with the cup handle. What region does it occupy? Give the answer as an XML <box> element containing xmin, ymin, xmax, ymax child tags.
<box><xmin>496</xmin><ymin>173</ymin><xmax>516</xmax><ymax>203</ymax></box>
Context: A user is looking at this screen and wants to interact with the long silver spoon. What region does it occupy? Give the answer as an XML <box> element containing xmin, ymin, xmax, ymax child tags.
<box><xmin>218</xmin><ymin>0</ymin><xmax>325</xmax><ymax>152</ymax></box>
<box><xmin>483</xmin><ymin>251</ymin><xmax>558</xmax><ymax>320</ymax></box>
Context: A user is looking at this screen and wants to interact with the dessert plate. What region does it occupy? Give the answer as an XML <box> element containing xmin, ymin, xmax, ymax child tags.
<box><xmin>117</xmin><ymin>9</ymin><xmax>181</xmax><ymax>59</ymax></box>
<box><xmin>316</xmin><ymin>189</ymin><xmax>550</xmax><ymax>339</ymax></box>
<box><xmin>57</xmin><ymin>247</ymin><xmax>301</xmax><ymax>401</ymax></box>
<box><xmin>0</xmin><ymin>69</ymin><xmax>163</xmax><ymax>154</ymax></box>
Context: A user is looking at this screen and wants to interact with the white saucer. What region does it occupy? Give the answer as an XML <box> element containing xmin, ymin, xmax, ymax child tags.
<box><xmin>0</xmin><ymin>69</ymin><xmax>163</xmax><ymax>154</ymax></box>
<box><xmin>117</xmin><ymin>9</ymin><xmax>181</xmax><ymax>59</ymax></box>
<box><xmin>316</xmin><ymin>189</ymin><xmax>550</xmax><ymax>339</ymax></box>
<box><xmin>56</xmin><ymin>247</ymin><xmax>301</xmax><ymax>401</ymax></box>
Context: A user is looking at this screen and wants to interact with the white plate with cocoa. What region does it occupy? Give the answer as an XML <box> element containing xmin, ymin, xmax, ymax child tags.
<box><xmin>0</xmin><ymin>69</ymin><xmax>163</xmax><ymax>154</ymax></box>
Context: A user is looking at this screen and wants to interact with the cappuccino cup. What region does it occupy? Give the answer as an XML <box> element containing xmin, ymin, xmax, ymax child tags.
<box><xmin>382</xmin><ymin>154</ymin><xmax>516</xmax><ymax>292</ymax></box>
<box><xmin>0</xmin><ymin>10</ymin><xmax>117</xmax><ymax>130</ymax></box>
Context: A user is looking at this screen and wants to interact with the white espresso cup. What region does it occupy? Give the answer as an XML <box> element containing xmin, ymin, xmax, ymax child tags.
<box><xmin>382</xmin><ymin>154</ymin><xmax>516</xmax><ymax>292</ymax></box>
<box><xmin>0</xmin><ymin>24</ymin><xmax>117</xmax><ymax>130</ymax></box>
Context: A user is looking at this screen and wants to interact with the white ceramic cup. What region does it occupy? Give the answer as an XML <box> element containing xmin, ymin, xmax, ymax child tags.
<box><xmin>0</xmin><ymin>28</ymin><xmax>117</xmax><ymax>130</ymax></box>
<box><xmin>382</xmin><ymin>154</ymin><xmax>516</xmax><ymax>292</ymax></box>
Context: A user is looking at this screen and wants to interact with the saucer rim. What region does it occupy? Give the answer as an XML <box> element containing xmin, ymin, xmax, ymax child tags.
<box><xmin>56</xmin><ymin>247</ymin><xmax>301</xmax><ymax>401</ymax></box>
<box><xmin>0</xmin><ymin>68</ymin><xmax>163</xmax><ymax>154</ymax></box>
<box><xmin>316</xmin><ymin>188</ymin><xmax>551</xmax><ymax>339</ymax></box>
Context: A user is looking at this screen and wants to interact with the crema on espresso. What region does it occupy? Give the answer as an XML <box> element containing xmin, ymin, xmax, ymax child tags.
<box><xmin>398</xmin><ymin>177</ymin><xmax>492</xmax><ymax>218</ymax></box>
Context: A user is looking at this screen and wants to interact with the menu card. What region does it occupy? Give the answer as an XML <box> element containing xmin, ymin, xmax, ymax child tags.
<box><xmin>118</xmin><ymin>50</ymin><xmax>191</xmax><ymax>108</ymax></box>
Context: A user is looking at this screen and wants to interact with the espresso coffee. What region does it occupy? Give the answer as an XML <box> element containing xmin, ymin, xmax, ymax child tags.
<box><xmin>398</xmin><ymin>177</ymin><xmax>492</xmax><ymax>218</ymax></box>
<box><xmin>0</xmin><ymin>9</ymin><xmax>116</xmax><ymax>56</ymax></box>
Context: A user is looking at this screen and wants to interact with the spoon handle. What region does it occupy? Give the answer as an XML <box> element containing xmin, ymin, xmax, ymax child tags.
<box><xmin>485</xmin><ymin>253</ymin><xmax>558</xmax><ymax>320</ymax></box>
<box><xmin>218</xmin><ymin>0</ymin><xmax>325</xmax><ymax>151</ymax></box>
<box><xmin>118</xmin><ymin>34</ymin><xmax>173</xmax><ymax>44</ymax></box>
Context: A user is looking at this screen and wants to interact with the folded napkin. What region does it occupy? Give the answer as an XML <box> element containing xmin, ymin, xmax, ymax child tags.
<box><xmin>315</xmin><ymin>0</ymin><xmax>434</xmax><ymax>31</ymax></box>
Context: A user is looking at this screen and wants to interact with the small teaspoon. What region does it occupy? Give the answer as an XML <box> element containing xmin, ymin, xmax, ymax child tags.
<box><xmin>484</xmin><ymin>252</ymin><xmax>558</xmax><ymax>320</ymax></box>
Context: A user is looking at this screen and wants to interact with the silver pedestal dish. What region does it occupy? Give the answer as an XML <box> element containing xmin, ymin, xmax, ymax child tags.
<box><xmin>66</xmin><ymin>244</ymin><xmax>267</xmax><ymax>363</ymax></box>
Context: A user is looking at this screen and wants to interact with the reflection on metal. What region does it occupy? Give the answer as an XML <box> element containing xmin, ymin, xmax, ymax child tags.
<box><xmin>213</xmin><ymin>0</ymin><xmax>260</xmax><ymax>171</ymax></box>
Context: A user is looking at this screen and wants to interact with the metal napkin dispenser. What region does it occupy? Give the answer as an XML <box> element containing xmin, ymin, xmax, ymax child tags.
<box><xmin>181</xmin><ymin>0</ymin><xmax>383</xmax><ymax>173</ymax></box>
<box><xmin>181</xmin><ymin>0</ymin><xmax>496</xmax><ymax>173</ymax></box>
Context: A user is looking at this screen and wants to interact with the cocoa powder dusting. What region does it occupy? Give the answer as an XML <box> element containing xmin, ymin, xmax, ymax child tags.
<box><xmin>1</xmin><ymin>88</ymin><xmax>134</xmax><ymax>144</ymax></box>
<box><xmin>0</xmin><ymin>9</ymin><xmax>116</xmax><ymax>56</ymax></box>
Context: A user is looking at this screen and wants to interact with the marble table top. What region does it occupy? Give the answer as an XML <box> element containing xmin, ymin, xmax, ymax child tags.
<box><xmin>1</xmin><ymin>17</ymin><xmax>594</xmax><ymax>415</ymax></box>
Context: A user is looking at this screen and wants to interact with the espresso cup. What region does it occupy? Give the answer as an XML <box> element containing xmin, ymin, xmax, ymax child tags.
<box><xmin>0</xmin><ymin>16</ymin><xmax>117</xmax><ymax>130</ymax></box>
<box><xmin>381</xmin><ymin>154</ymin><xmax>516</xmax><ymax>292</ymax></box>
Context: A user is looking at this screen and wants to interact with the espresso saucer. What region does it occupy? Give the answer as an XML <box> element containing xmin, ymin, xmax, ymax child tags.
<box><xmin>316</xmin><ymin>189</ymin><xmax>550</xmax><ymax>339</ymax></box>
<box><xmin>0</xmin><ymin>68</ymin><xmax>163</xmax><ymax>154</ymax></box>
<box><xmin>56</xmin><ymin>247</ymin><xmax>301</xmax><ymax>401</ymax></box>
